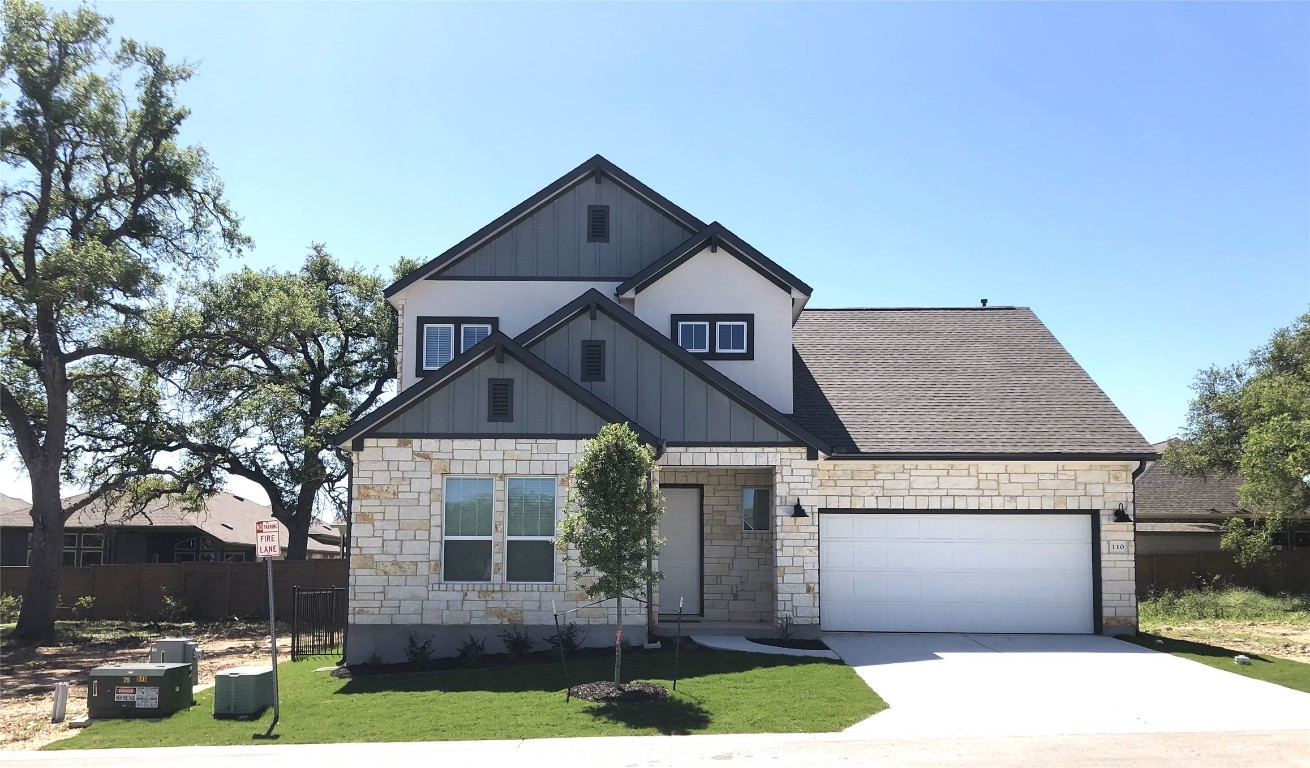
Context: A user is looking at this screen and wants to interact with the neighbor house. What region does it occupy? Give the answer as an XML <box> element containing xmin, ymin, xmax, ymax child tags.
<box><xmin>336</xmin><ymin>155</ymin><xmax>1156</xmax><ymax>662</ymax></box>
<box><xmin>0</xmin><ymin>493</ymin><xmax>342</xmax><ymax>566</ymax></box>
<box><xmin>1136</xmin><ymin>442</ymin><xmax>1310</xmax><ymax>555</ymax></box>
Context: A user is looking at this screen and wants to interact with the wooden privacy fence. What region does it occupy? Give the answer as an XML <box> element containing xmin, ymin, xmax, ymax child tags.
<box><xmin>1137</xmin><ymin>551</ymin><xmax>1310</xmax><ymax>595</ymax></box>
<box><xmin>0</xmin><ymin>560</ymin><xmax>348</xmax><ymax>620</ymax></box>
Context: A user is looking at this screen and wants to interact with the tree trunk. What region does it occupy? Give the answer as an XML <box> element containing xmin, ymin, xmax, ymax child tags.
<box><xmin>614</xmin><ymin>592</ymin><xmax>623</xmax><ymax>687</ymax></box>
<box><xmin>14</xmin><ymin>468</ymin><xmax>65</xmax><ymax>645</ymax></box>
<box><xmin>283</xmin><ymin>502</ymin><xmax>313</xmax><ymax>561</ymax></box>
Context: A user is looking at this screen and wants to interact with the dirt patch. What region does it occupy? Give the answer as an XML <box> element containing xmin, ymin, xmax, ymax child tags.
<box><xmin>1143</xmin><ymin>620</ymin><xmax>1310</xmax><ymax>662</ymax></box>
<box><xmin>0</xmin><ymin>621</ymin><xmax>300</xmax><ymax>751</ymax></box>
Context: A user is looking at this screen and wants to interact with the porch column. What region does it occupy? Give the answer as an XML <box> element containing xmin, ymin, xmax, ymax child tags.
<box><xmin>774</xmin><ymin>451</ymin><xmax>820</xmax><ymax>627</ymax></box>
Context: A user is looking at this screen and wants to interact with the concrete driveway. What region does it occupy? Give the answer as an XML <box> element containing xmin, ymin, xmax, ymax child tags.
<box><xmin>823</xmin><ymin>633</ymin><xmax>1310</xmax><ymax>738</ymax></box>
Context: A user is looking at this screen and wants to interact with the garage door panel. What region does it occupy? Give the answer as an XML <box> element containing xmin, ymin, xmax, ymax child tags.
<box><xmin>820</xmin><ymin>513</ymin><xmax>1094</xmax><ymax>634</ymax></box>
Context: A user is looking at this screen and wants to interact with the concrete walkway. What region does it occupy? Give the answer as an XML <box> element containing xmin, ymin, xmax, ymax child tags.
<box><xmin>8</xmin><ymin>730</ymin><xmax>1310</xmax><ymax>767</ymax></box>
<box><xmin>824</xmin><ymin>633</ymin><xmax>1310</xmax><ymax>738</ymax></box>
<box><xmin>689</xmin><ymin>634</ymin><xmax>840</xmax><ymax>658</ymax></box>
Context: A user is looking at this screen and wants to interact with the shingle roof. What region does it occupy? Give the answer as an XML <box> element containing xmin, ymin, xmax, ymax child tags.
<box><xmin>0</xmin><ymin>493</ymin><xmax>27</xmax><ymax>514</ymax></box>
<box><xmin>1135</xmin><ymin>462</ymin><xmax>1244</xmax><ymax>521</ymax></box>
<box><xmin>791</xmin><ymin>307</ymin><xmax>1154</xmax><ymax>456</ymax></box>
<box><xmin>0</xmin><ymin>493</ymin><xmax>340</xmax><ymax>554</ymax></box>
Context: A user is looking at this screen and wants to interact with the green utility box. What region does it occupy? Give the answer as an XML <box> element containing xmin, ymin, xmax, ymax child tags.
<box><xmin>88</xmin><ymin>663</ymin><xmax>193</xmax><ymax>719</ymax></box>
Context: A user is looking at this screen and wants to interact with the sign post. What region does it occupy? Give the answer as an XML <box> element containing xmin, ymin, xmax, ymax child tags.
<box><xmin>256</xmin><ymin>520</ymin><xmax>281</xmax><ymax>737</ymax></box>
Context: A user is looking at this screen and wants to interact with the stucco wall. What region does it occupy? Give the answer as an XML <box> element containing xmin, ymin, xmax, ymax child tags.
<box><xmin>632</xmin><ymin>247</ymin><xmax>795</xmax><ymax>413</ymax></box>
<box><xmin>391</xmin><ymin>281</ymin><xmax>619</xmax><ymax>390</ymax></box>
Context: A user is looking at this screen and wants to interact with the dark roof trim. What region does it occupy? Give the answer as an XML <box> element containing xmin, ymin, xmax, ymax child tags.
<box><xmin>385</xmin><ymin>155</ymin><xmax>707</xmax><ymax>297</ymax></box>
<box><xmin>615</xmin><ymin>222</ymin><xmax>812</xmax><ymax>297</ymax></box>
<box><xmin>516</xmin><ymin>289</ymin><xmax>830</xmax><ymax>454</ymax></box>
<box><xmin>824</xmin><ymin>451</ymin><xmax>1162</xmax><ymax>462</ymax></box>
<box><xmin>335</xmin><ymin>330</ymin><xmax>661</xmax><ymax>447</ymax></box>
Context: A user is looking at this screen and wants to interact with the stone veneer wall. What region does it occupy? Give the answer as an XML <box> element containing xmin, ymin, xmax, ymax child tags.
<box><xmin>662</xmin><ymin>448</ymin><xmax>1140</xmax><ymax>634</ymax></box>
<box><xmin>350</xmin><ymin>437</ymin><xmax>646</xmax><ymax>661</ymax></box>
<box><xmin>657</xmin><ymin>468</ymin><xmax>775</xmax><ymax>623</ymax></box>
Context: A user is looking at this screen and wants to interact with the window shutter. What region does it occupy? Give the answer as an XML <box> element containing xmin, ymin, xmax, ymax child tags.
<box><xmin>424</xmin><ymin>325</ymin><xmax>454</xmax><ymax>369</ymax></box>
<box><xmin>581</xmin><ymin>340</ymin><xmax>605</xmax><ymax>382</ymax></box>
<box><xmin>587</xmin><ymin>205</ymin><xmax>610</xmax><ymax>243</ymax></box>
<box><xmin>487</xmin><ymin>378</ymin><xmax>513</xmax><ymax>422</ymax></box>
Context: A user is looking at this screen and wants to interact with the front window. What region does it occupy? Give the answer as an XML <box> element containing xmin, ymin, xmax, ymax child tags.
<box><xmin>461</xmin><ymin>324</ymin><xmax>491</xmax><ymax>353</ymax></box>
<box><xmin>423</xmin><ymin>324</ymin><xmax>455</xmax><ymax>370</ymax></box>
<box><xmin>677</xmin><ymin>322</ymin><xmax>709</xmax><ymax>353</ymax></box>
<box><xmin>506</xmin><ymin>477</ymin><xmax>556</xmax><ymax>582</ymax></box>
<box><xmin>743</xmin><ymin>487</ymin><xmax>771</xmax><ymax>531</ymax></box>
<box><xmin>443</xmin><ymin>477</ymin><xmax>493</xmax><ymax>582</ymax></box>
<box><xmin>716</xmin><ymin>322</ymin><xmax>747</xmax><ymax>354</ymax></box>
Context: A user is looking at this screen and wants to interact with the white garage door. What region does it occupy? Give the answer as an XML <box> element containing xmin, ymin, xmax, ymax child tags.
<box><xmin>820</xmin><ymin>513</ymin><xmax>1094</xmax><ymax>634</ymax></box>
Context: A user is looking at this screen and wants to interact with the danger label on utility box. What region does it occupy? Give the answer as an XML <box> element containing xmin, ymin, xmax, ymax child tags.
<box><xmin>114</xmin><ymin>686</ymin><xmax>159</xmax><ymax>707</ymax></box>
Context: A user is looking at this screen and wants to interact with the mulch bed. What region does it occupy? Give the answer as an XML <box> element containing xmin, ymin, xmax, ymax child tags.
<box><xmin>568</xmin><ymin>680</ymin><xmax>669</xmax><ymax>702</ymax></box>
<box><xmin>748</xmin><ymin>637</ymin><xmax>830</xmax><ymax>651</ymax></box>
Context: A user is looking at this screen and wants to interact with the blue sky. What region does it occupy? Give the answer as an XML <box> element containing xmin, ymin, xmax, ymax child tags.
<box><xmin>3</xmin><ymin>1</ymin><xmax>1307</xmax><ymax>501</ymax></box>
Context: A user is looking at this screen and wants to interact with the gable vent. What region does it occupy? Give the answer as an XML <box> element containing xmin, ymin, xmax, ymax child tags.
<box><xmin>587</xmin><ymin>205</ymin><xmax>610</xmax><ymax>243</ymax></box>
<box><xmin>581</xmin><ymin>340</ymin><xmax>606</xmax><ymax>382</ymax></box>
<box><xmin>487</xmin><ymin>378</ymin><xmax>513</xmax><ymax>422</ymax></box>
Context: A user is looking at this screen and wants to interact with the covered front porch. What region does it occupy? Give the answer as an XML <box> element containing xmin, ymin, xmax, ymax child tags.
<box><xmin>653</xmin><ymin>464</ymin><xmax>779</xmax><ymax>627</ymax></box>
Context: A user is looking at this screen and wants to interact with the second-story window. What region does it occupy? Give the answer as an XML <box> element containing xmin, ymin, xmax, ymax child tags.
<box><xmin>417</xmin><ymin>316</ymin><xmax>498</xmax><ymax>376</ymax></box>
<box><xmin>671</xmin><ymin>314</ymin><xmax>754</xmax><ymax>361</ymax></box>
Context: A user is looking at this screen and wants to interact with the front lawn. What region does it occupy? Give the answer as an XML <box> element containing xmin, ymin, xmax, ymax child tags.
<box><xmin>1126</xmin><ymin>632</ymin><xmax>1310</xmax><ymax>694</ymax></box>
<box><xmin>49</xmin><ymin>646</ymin><xmax>884</xmax><ymax>749</ymax></box>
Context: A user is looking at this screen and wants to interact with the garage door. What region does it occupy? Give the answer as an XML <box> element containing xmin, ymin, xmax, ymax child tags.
<box><xmin>820</xmin><ymin>513</ymin><xmax>1094</xmax><ymax>633</ymax></box>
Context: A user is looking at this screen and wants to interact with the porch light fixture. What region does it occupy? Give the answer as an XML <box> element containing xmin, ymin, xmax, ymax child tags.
<box><xmin>791</xmin><ymin>500</ymin><xmax>809</xmax><ymax>518</ymax></box>
<box><xmin>1113</xmin><ymin>503</ymin><xmax>1132</xmax><ymax>523</ymax></box>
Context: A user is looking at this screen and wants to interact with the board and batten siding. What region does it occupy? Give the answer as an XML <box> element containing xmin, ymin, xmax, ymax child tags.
<box><xmin>438</xmin><ymin>176</ymin><xmax>694</xmax><ymax>280</ymax></box>
<box><xmin>527</xmin><ymin>310</ymin><xmax>793</xmax><ymax>445</ymax></box>
<box><xmin>369</xmin><ymin>354</ymin><xmax>607</xmax><ymax>437</ymax></box>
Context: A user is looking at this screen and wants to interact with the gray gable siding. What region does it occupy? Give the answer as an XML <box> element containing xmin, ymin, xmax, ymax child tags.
<box><xmin>438</xmin><ymin>176</ymin><xmax>694</xmax><ymax>280</ymax></box>
<box><xmin>370</xmin><ymin>354</ymin><xmax>607</xmax><ymax>437</ymax></box>
<box><xmin>527</xmin><ymin>311</ymin><xmax>792</xmax><ymax>444</ymax></box>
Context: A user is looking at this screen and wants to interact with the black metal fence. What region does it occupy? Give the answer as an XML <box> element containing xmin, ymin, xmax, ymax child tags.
<box><xmin>291</xmin><ymin>585</ymin><xmax>347</xmax><ymax>661</ymax></box>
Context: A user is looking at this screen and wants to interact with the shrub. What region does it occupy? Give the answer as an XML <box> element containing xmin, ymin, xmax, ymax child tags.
<box><xmin>158</xmin><ymin>586</ymin><xmax>188</xmax><ymax>622</ymax></box>
<box><xmin>0</xmin><ymin>594</ymin><xmax>20</xmax><ymax>623</ymax></box>
<box><xmin>777</xmin><ymin>613</ymin><xmax>794</xmax><ymax>641</ymax></box>
<box><xmin>498</xmin><ymin>624</ymin><xmax>534</xmax><ymax>663</ymax></box>
<box><xmin>405</xmin><ymin>633</ymin><xmax>434</xmax><ymax>671</ymax></box>
<box><xmin>457</xmin><ymin>635</ymin><xmax>487</xmax><ymax>667</ymax></box>
<box><xmin>72</xmin><ymin>595</ymin><xmax>95</xmax><ymax>620</ymax></box>
<box><xmin>367</xmin><ymin>650</ymin><xmax>383</xmax><ymax>669</ymax></box>
<box><xmin>547</xmin><ymin>622</ymin><xmax>587</xmax><ymax>654</ymax></box>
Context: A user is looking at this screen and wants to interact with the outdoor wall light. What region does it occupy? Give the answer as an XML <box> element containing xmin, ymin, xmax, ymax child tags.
<box><xmin>1113</xmin><ymin>503</ymin><xmax>1132</xmax><ymax>523</ymax></box>
<box><xmin>791</xmin><ymin>500</ymin><xmax>809</xmax><ymax>518</ymax></box>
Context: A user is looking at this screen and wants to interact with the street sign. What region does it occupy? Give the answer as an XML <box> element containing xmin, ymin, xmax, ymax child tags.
<box><xmin>256</xmin><ymin>520</ymin><xmax>280</xmax><ymax>560</ymax></box>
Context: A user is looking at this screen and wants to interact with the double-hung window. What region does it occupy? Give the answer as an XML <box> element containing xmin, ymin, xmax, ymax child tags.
<box><xmin>506</xmin><ymin>477</ymin><xmax>556</xmax><ymax>582</ymax></box>
<box><xmin>443</xmin><ymin>477</ymin><xmax>493</xmax><ymax>582</ymax></box>
<box><xmin>671</xmin><ymin>314</ymin><xmax>754</xmax><ymax>360</ymax></box>
<box><xmin>417</xmin><ymin>317</ymin><xmax>498</xmax><ymax>375</ymax></box>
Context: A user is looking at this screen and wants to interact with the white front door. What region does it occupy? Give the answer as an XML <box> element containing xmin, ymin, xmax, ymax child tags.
<box><xmin>658</xmin><ymin>487</ymin><xmax>701</xmax><ymax>615</ymax></box>
<box><xmin>819</xmin><ymin>513</ymin><xmax>1094</xmax><ymax>633</ymax></box>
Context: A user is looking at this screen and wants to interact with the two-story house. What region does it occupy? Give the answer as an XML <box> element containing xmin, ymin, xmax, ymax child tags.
<box><xmin>337</xmin><ymin>155</ymin><xmax>1156</xmax><ymax>662</ymax></box>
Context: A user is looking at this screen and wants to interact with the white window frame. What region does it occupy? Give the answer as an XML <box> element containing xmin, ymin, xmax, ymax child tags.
<box><xmin>677</xmin><ymin>321</ymin><xmax>710</xmax><ymax>353</ymax></box>
<box><xmin>442</xmin><ymin>475</ymin><xmax>494</xmax><ymax>583</ymax></box>
<box><xmin>505</xmin><ymin>476</ymin><xmax>557</xmax><ymax>584</ymax></box>
<box><xmin>715</xmin><ymin>321</ymin><xmax>748</xmax><ymax>354</ymax></box>
<box><xmin>742</xmin><ymin>486</ymin><xmax>772</xmax><ymax>532</ymax></box>
<box><xmin>422</xmin><ymin>323</ymin><xmax>456</xmax><ymax>370</ymax></box>
<box><xmin>461</xmin><ymin>323</ymin><xmax>492</xmax><ymax>353</ymax></box>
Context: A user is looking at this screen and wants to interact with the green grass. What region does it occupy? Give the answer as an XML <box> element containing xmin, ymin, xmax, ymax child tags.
<box><xmin>1126</xmin><ymin>632</ymin><xmax>1310</xmax><ymax>694</ymax></box>
<box><xmin>1138</xmin><ymin>586</ymin><xmax>1310</xmax><ymax>625</ymax></box>
<box><xmin>47</xmin><ymin>647</ymin><xmax>885</xmax><ymax>749</ymax></box>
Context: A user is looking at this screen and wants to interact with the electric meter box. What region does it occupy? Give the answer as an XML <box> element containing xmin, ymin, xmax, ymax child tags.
<box><xmin>88</xmin><ymin>663</ymin><xmax>193</xmax><ymax>718</ymax></box>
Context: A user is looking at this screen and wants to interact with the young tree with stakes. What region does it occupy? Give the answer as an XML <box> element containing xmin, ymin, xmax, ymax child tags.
<box><xmin>557</xmin><ymin>423</ymin><xmax>664</xmax><ymax>688</ymax></box>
